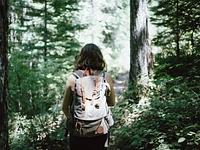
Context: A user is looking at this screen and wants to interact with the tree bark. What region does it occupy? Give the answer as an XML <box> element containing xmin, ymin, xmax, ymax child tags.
<box><xmin>0</xmin><ymin>0</ymin><xmax>9</xmax><ymax>149</ymax></box>
<box><xmin>129</xmin><ymin>0</ymin><xmax>153</xmax><ymax>100</ymax></box>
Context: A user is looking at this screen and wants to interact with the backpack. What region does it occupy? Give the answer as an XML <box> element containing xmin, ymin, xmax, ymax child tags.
<box><xmin>67</xmin><ymin>70</ymin><xmax>114</xmax><ymax>137</ymax></box>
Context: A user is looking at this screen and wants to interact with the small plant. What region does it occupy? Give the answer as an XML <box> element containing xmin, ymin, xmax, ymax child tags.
<box><xmin>9</xmin><ymin>107</ymin><xmax>65</xmax><ymax>150</ymax></box>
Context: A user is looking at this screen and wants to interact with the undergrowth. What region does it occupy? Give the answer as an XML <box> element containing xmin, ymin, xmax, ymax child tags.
<box><xmin>9</xmin><ymin>105</ymin><xmax>66</xmax><ymax>150</ymax></box>
<box><xmin>9</xmin><ymin>55</ymin><xmax>200</xmax><ymax>149</ymax></box>
<box><xmin>112</xmin><ymin>55</ymin><xmax>200</xmax><ymax>150</ymax></box>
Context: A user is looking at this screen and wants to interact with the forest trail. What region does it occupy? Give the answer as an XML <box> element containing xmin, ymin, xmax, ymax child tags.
<box><xmin>113</xmin><ymin>72</ymin><xmax>129</xmax><ymax>100</ymax></box>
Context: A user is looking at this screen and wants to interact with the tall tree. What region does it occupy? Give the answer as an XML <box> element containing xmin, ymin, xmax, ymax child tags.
<box><xmin>129</xmin><ymin>0</ymin><xmax>153</xmax><ymax>101</ymax></box>
<box><xmin>0</xmin><ymin>0</ymin><xmax>9</xmax><ymax>149</ymax></box>
<box><xmin>8</xmin><ymin>0</ymin><xmax>83</xmax><ymax>116</ymax></box>
<box><xmin>150</xmin><ymin>0</ymin><xmax>200</xmax><ymax>56</ymax></box>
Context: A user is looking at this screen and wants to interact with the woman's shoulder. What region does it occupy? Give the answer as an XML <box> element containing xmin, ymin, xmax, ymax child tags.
<box><xmin>68</xmin><ymin>74</ymin><xmax>76</xmax><ymax>79</ymax></box>
<box><xmin>66</xmin><ymin>74</ymin><xmax>76</xmax><ymax>87</ymax></box>
<box><xmin>104</xmin><ymin>71</ymin><xmax>111</xmax><ymax>77</ymax></box>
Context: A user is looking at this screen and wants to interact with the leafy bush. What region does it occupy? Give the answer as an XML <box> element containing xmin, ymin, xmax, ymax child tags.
<box><xmin>9</xmin><ymin>106</ymin><xmax>65</xmax><ymax>150</ymax></box>
<box><xmin>112</xmin><ymin>55</ymin><xmax>200</xmax><ymax>149</ymax></box>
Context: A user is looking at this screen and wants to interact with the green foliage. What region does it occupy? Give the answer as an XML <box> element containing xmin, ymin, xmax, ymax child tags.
<box><xmin>8</xmin><ymin>0</ymin><xmax>83</xmax><ymax>148</ymax></box>
<box><xmin>150</xmin><ymin>0</ymin><xmax>200</xmax><ymax>57</ymax></box>
<box><xmin>8</xmin><ymin>0</ymin><xmax>130</xmax><ymax>149</ymax></box>
<box><xmin>154</xmin><ymin>55</ymin><xmax>200</xmax><ymax>78</ymax></box>
<box><xmin>113</xmin><ymin>55</ymin><xmax>200</xmax><ymax>149</ymax></box>
<box><xmin>8</xmin><ymin>0</ymin><xmax>83</xmax><ymax>115</ymax></box>
<box><xmin>9</xmin><ymin>107</ymin><xmax>65</xmax><ymax>150</ymax></box>
<box><xmin>8</xmin><ymin>50</ymin><xmax>65</xmax><ymax>117</ymax></box>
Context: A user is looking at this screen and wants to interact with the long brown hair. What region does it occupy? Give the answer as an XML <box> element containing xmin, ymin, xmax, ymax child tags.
<box><xmin>74</xmin><ymin>43</ymin><xmax>106</xmax><ymax>71</ymax></box>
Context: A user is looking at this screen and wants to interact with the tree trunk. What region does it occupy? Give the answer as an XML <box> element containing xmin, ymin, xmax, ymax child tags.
<box><xmin>0</xmin><ymin>0</ymin><xmax>9</xmax><ymax>149</ymax></box>
<box><xmin>129</xmin><ymin>0</ymin><xmax>153</xmax><ymax>101</ymax></box>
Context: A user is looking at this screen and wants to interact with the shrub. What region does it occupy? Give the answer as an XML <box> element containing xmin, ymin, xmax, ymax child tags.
<box><xmin>113</xmin><ymin>56</ymin><xmax>200</xmax><ymax>149</ymax></box>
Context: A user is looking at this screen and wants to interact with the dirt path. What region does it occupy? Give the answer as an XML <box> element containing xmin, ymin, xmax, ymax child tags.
<box><xmin>113</xmin><ymin>72</ymin><xmax>129</xmax><ymax>100</ymax></box>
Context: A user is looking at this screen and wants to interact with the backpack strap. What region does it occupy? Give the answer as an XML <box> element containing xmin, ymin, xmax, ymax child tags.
<box><xmin>102</xmin><ymin>72</ymin><xmax>111</xmax><ymax>97</ymax></box>
<box><xmin>72</xmin><ymin>70</ymin><xmax>86</xmax><ymax>104</ymax></box>
<box><xmin>73</xmin><ymin>70</ymin><xmax>84</xmax><ymax>79</ymax></box>
<box><xmin>73</xmin><ymin>70</ymin><xmax>106</xmax><ymax>105</ymax></box>
<box><xmin>81</xmin><ymin>78</ymin><xmax>86</xmax><ymax>104</ymax></box>
<box><xmin>91</xmin><ymin>76</ymin><xmax>99</xmax><ymax>105</ymax></box>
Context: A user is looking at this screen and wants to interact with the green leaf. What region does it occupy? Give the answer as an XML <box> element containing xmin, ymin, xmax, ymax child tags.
<box><xmin>178</xmin><ymin>137</ymin><xmax>186</xmax><ymax>143</ymax></box>
<box><xmin>187</xmin><ymin>132</ymin><xmax>196</xmax><ymax>136</ymax></box>
<box><xmin>174</xmin><ymin>88</ymin><xmax>180</xmax><ymax>93</ymax></box>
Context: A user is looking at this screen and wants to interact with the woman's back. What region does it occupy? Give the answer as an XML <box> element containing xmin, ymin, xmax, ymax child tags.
<box><xmin>62</xmin><ymin>43</ymin><xmax>115</xmax><ymax>150</ymax></box>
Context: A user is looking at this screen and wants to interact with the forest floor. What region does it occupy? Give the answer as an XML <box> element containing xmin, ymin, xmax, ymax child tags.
<box><xmin>113</xmin><ymin>72</ymin><xmax>129</xmax><ymax>101</ymax></box>
<box><xmin>44</xmin><ymin>72</ymin><xmax>129</xmax><ymax>150</ymax></box>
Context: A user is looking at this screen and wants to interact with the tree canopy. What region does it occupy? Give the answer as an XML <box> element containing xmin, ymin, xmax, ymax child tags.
<box><xmin>150</xmin><ymin>0</ymin><xmax>200</xmax><ymax>57</ymax></box>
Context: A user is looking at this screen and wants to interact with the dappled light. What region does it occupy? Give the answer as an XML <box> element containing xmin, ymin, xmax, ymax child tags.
<box><xmin>0</xmin><ymin>0</ymin><xmax>199</xmax><ymax>149</ymax></box>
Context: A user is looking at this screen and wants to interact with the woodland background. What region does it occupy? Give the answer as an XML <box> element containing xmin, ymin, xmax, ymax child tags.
<box><xmin>0</xmin><ymin>0</ymin><xmax>200</xmax><ymax>149</ymax></box>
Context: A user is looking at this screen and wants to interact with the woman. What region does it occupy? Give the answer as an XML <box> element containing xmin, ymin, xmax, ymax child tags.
<box><xmin>62</xmin><ymin>43</ymin><xmax>115</xmax><ymax>150</ymax></box>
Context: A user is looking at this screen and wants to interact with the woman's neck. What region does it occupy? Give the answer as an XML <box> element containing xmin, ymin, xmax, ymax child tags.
<box><xmin>81</xmin><ymin>68</ymin><xmax>94</xmax><ymax>76</ymax></box>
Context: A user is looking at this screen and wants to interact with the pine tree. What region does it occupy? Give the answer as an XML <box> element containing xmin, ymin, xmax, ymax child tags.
<box><xmin>150</xmin><ymin>0</ymin><xmax>200</xmax><ymax>56</ymax></box>
<box><xmin>8</xmin><ymin>0</ymin><xmax>84</xmax><ymax>116</ymax></box>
